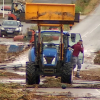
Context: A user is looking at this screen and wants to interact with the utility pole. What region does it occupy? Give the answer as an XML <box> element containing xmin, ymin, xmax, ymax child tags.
<box><xmin>3</xmin><ymin>0</ymin><xmax>4</xmax><ymax>18</ymax></box>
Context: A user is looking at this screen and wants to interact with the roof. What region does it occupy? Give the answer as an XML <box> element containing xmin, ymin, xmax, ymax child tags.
<box><xmin>36</xmin><ymin>30</ymin><xmax>70</xmax><ymax>35</ymax></box>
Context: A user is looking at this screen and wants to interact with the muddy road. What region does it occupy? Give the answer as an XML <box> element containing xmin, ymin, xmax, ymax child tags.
<box><xmin>0</xmin><ymin>1</ymin><xmax>100</xmax><ymax>99</ymax></box>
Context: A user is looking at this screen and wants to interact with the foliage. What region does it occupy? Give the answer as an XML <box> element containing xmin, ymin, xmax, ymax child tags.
<box><xmin>94</xmin><ymin>53</ymin><xmax>100</xmax><ymax>64</ymax></box>
<box><xmin>75</xmin><ymin>0</ymin><xmax>99</xmax><ymax>14</ymax></box>
<box><xmin>75</xmin><ymin>5</ymin><xmax>83</xmax><ymax>13</ymax></box>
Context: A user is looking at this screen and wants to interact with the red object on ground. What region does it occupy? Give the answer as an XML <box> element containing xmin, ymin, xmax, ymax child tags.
<box><xmin>13</xmin><ymin>30</ymin><xmax>35</xmax><ymax>43</ymax></box>
<box><xmin>13</xmin><ymin>35</ymin><xmax>24</xmax><ymax>41</ymax></box>
<box><xmin>1</xmin><ymin>6</ymin><xmax>11</xmax><ymax>10</ymax></box>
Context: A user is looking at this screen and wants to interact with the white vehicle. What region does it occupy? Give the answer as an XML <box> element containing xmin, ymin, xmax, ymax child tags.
<box><xmin>0</xmin><ymin>20</ymin><xmax>23</xmax><ymax>37</ymax></box>
<box><xmin>17</xmin><ymin>21</ymin><xmax>23</xmax><ymax>32</ymax></box>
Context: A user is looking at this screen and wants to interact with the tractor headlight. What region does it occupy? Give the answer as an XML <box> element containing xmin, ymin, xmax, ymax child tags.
<box><xmin>1</xmin><ymin>27</ymin><xmax>4</xmax><ymax>30</ymax></box>
<box><xmin>43</xmin><ymin>57</ymin><xmax>47</xmax><ymax>64</ymax></box>
<box><xmin>51</xmin><ymin>57</ymin><xmax>56</xmax><ymax>64</ymax></box>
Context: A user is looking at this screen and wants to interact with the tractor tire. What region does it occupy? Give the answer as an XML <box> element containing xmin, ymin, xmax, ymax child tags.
<box><xmin>36</xmin><ymin>75</ymin><xmax>40</xmax><ymax>84</ymax></box>
<box><xmin>8</xmin><ymin>17</ymin><xmax>14</xmax><ymax>20</ymax></box>
<box><xmin>26</xmin><ymin>62</ymin><xmax>37</xmax><ymax>85</ymax></box>
<box><xmin>61</xmin><ymin>62</ymin><xmax>73</xmax><ymax>84</ymax></box>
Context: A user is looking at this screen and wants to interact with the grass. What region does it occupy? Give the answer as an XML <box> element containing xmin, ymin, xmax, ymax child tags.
<box><xmin>75</xmin><ymin>0</ymin><xmax>100</xmax><ymax>14</ymax></box>
<box><xmin>83</xmin><ymin>0</ymin><xmax>100</xmax><ymax>14</ymax></box>
<box><xmin>0</xmin><ymin>83</ymin><xmax>28</xmax><ymax>100</ymax></box>
<box><xmin>0</xmin><ymin>83</ymin><xmax>75</xmax><ymax>100</ymax></box>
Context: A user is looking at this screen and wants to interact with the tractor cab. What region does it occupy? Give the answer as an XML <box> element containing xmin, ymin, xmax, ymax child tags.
<box><xmin>8</xmin><ymin>2</ymin><xmax>25</xmax><ymax>21</ymax></box>
<box><xmin>11</xmin><ymin>2</ymin><xmax>25</xmax><ymax>14</ymax></box>
<box><xmin>35</xmin><ymin>29</ymin><xmax>84</xmax><ymax>66</ymax></box>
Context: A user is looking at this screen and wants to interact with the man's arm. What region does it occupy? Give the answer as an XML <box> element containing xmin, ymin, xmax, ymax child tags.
<box><xmin>71</xmin><ymin>45</ymin><xmax>75</xmax><ymax>49</ymax></box>
<box><xmin>80</xmin><ymin>46</ymin><xmax>84</xmax><ymax>53</ymax></box>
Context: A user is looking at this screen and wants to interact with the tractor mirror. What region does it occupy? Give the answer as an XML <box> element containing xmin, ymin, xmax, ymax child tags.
<box><xmin>71</xmin><ymin>33</ymin><xmax>76</xmax><ymax>42</ymax></box>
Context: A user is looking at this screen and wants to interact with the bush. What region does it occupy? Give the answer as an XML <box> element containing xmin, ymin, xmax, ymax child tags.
<box><xmin>94</xmin><ymin>54</ymin><xmax>100</xmax><ymax>64</ymax></box>
<box><xmin>75</xmin><ymin>0</ymin><xmax>91</xmax><ymax>14</ymax></box>
<box><xmin>75</xmin><ymin>5</ymin><xmax>83</xmax><ymax>13</ymax></box>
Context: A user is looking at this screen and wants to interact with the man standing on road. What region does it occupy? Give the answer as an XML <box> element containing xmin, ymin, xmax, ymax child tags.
<box><xmin>71</xmin><ymin>40</ymin><xmax>84</xmax><ymax>78</ymax></box>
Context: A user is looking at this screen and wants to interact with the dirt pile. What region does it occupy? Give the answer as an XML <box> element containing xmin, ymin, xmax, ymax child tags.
<box><xmin>0</xmin><ymin>45</ymin><xmax>8</xmax><ymax>63</ymax></box>
<box><xmin>74</xmin><ymin>69</ymin><xmax>100</xmax><ymax>81</ymax></box>
<box><xmin>94</xmin><ymin>51</ymin><xmax>100</xmax><ymax>64</ymax></box>
<box><xmin>0</xmin><ymin>70</ymin><xmax>25</xmax><ymax>79</ymax></box>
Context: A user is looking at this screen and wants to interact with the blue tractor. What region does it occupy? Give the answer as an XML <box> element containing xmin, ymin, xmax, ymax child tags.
<box><xmin>26</xmin><ymin>25</ymin><xmax>84</xmax><ymax>85</ymax></box>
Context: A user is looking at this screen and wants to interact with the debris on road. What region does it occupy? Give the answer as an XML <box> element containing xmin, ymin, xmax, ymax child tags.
<box><xmin>0</xmin><ymin>44</ymin><xmax>30</xmax><ymax>63</ymax></box>
<box><xmin>94</xmin><ymin>51</ymin><xmax>100</xmax><ymax>64</ymax></box>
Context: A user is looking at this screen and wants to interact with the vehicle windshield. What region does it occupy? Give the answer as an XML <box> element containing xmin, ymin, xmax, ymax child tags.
<box><xmin>41</xmin><ymin>31</ymin><xmax>61</xmax><ymax>44</ymax></box>
<box><xmin>41</xmin><ymin>31</ymin><xmax>61</xmax><ymax>49</ymax></box>
<box><xmin>2</xmin><ymin>21</ymin><xmax>18</xmax><ymax>26</ymax></box>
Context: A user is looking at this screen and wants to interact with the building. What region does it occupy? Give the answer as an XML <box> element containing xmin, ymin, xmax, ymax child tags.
<box><xmin>0</xmin><ymin>0</ymin><xmax>12</xmax><ymax>4</ymax></box>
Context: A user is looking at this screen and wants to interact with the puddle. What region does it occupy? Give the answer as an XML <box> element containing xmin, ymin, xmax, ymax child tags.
<box><xmin>73</xmin><ymin>80</ymin><xmax>100</xmax><ymax>85</ymax></box>
<box><xmin>3</xmin><ymin>69</ymin><xmax>26</xmax><ymax>76</ymax></box>
<box><xmin>0</xmin><ymin>79</ymin><xmax>25</xmax><ymax>84</ymax></box>
<box><xmin>27</xmin><ymin>88</ymin><xmax>100</xmax><ymax>99</ymax></box>
<box><xmin>13</xmin><ymin>71</ymin><xmax>25</xmax><ymax>76</ymax></box>
<box><xmin>0</xmin><ymin>77</ymin><xmax>45</xmax><ymax>85</ymax></box>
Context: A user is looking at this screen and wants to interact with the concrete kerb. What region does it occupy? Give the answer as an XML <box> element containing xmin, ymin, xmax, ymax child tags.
<box><xmin>0</xmin><ymin>64</ymin><xmax>23</xmax><ymax>69</ymax></box>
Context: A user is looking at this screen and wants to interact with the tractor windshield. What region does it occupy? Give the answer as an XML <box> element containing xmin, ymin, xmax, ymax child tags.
<box><xmin>41</xmin><ymin>31</ymin><xmax>61</xmax><ymax>44</ymax></box>
<box><xmin>41</xmin><ymin>31</ymin><xmax>61</xmax><ymax>49</ymax></box>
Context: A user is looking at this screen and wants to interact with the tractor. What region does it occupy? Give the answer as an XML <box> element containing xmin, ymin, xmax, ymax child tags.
<box><xmin>25</xmin><ymin>3</ymin><xmax>83</xmax><ymax>85</ymax></box>
<box><xmin>8</xmin><ymin>1</ymin><xmax>25</xmax><ymax>21</ymax></box>
<box><xmin>26</xmin><ymin>24</ymin><xmax>83</xmax><ymax>84</ymax></box>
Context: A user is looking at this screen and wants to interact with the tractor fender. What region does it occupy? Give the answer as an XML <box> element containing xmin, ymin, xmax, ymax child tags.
<box><xmin>66</xmin><ymin>49</ymin><xmax>72</xmax><ymax>62</ymax></box>
<box><xmin>8</xmin><ymin>14</ymin><xmax>17</xmax><ymax>20</ymax></box>
<box><xmin>28</xmin><ymin>47</ymin><xmax>36</xmax><ymax>62</ymax></box>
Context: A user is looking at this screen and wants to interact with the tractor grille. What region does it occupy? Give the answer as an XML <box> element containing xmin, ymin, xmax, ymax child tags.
<box><xmin>43</xmin><ymin>69</ymin><xmax>54</xmax><ymax>73</ymax></box>
<box><xmin>44</xmin><ymin>56</ymin><xmax>55</xmax><ymax>64</ymax></box>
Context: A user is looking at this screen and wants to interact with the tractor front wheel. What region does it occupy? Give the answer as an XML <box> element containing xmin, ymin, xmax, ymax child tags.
<box><xmin>61</xmin><ymin>62</ymin><xmax>73</xmax><ymax>84</ymax></box>
<box><xmin>26</xmin><ymin>62</ymin><xmax>40</xmax><ymax>85</ymax></box>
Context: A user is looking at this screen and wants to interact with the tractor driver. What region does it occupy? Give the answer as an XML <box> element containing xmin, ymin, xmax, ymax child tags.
<box><xmin>14</xmin><ymin>4</ymin><xmax>20</xmax><ymax>13</ymax></box>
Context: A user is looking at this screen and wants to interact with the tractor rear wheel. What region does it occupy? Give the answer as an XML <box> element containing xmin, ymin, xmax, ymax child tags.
<box><xmin>26</xmin><ymin>62</ymin><xmax>37</xmax><ymax>85</ymax></box>
<box><xmin>61</xmin><ymin>62</ymin><xmax>73</xmax><ymax>84</ymax></box>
